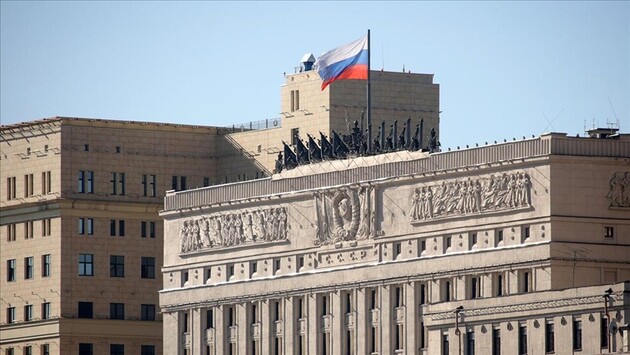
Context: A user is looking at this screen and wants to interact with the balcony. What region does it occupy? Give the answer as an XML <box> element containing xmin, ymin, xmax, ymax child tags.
<box><xmin>370</xmin><ymin>309</ymin><xmax>380</xmax><ymax>324</ymax></box>
<box><xmin>274</xmin><ymin>320</ymin><xmax>284</xmax><ymax>335</ymax></box>
<box><xmin>251</xmin><ymin>323</ymin><xmax>261</xmax><ymax>338</ymax></box>
<box><xmin>298</xmin><ymin>318</ymin><xmax>307</xmax><ymax>335</ymax></box>
<box><xmin>321</xmin><ymin>315</ymin><xmax>331</xmax><ymax>332</ymax></box>
<box><xmin>205</xmin><ymin>328</ymin><xmax>215</xmax><ymax>344</ymax></box>
<box><xmin>229</xmin><ymin>325</ymin><xmax>238</xmax><ymax>341</ymax></box>
<box><xmin>181</xmin><ymin>332</ymin><xmax>190</xmax><ymax>348</ymax></box>
<box><xmin>395</xmin><ymin>306</ymin><xmax>405</xmax><ymax>322</ymax></box>
<box><xmin>345</xmin><ymin>312</ymin><xmax>356</xmax><ymax>329</ymax></box>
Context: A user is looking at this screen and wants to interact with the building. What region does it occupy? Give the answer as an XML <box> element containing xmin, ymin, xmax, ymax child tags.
<box><xmin>0</xmin><ymin>118</ymin><xmax>244</xmax><ymax>355</ymax></box>
<box><xmin>159</xmin><ymin>126</ymin><xmax>630</xmax><ymax>355</ymax></box>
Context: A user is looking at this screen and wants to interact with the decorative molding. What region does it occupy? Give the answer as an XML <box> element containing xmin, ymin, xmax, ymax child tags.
<box><xmin>607</xmin><ymin>171</ymin><xmax>630</xmax><ymax>208</ymax></box>
<box><xmin>410</xmin><ymin>172</ymin><xmax>531</xmax><ymax>223</ymax></box>
<box><xmin>180</xmin><ymin>207</ymin><xmax>289</xmax><ymax>253</ymax></box>
<box><xmin>313</xmin><ymin>185</ymin><xmax>376</xmax><ymax>246</ymax></box>
<box><xmin>426</xmin><ymin>294</ymin><xmax>623</xmax><ymax>321</ymax></box>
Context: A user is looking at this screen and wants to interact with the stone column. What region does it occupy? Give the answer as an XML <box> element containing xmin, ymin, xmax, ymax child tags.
<box><xmin>238</xmin><ymin>303</ymin><xmax>248</xmax><ymax>355</ymax></box>
<box><xmin>261</xmin><ymin>300</ymin><xmax>271</xmax><ymax>355</ymax></box>
<box><xmin>215</xmin><ymin>305</ymin><xmax>225</xmax><ymax>355</ymax></box>
<box><xmin>191</xmin><ymin>308</ymin><xmax>202</xmax><ymax>355</ymax></box>
<box><xmin>380</xmin><ymin>285</ymin><xmax>392</xmax><ymax>355</ymax></box>
<box><xmin>284</xmin><ymin>297</ymin><xmax>295</xmax><ymax>355</ymax></box>
<box><xmin>331</xmin><ymin>290</ymin><xmax>343</xmax><ymax>355</ymax></box>
<box><xmin>405</xmin><ymin>282</ymin><xmax>418</xmax><ymax>354</ymax></box>
<box><xmin>308</xmin><ymin>294</ymin><xmax>319</xmax><ymax>354</ymax></box>
<box><xmin>356</xmin><ymin>288</ymin><xmax>368</xmax><ymax>354</ymax></box>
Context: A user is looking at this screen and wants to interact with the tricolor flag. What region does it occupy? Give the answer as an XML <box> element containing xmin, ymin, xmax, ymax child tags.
<box><xmin>315</xmin><ymin>36</ymin><xmax>368</xmax><ymax>90</ymax></box>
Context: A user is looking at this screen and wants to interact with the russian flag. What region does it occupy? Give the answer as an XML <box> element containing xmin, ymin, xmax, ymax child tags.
<box><xmin>315</xmin><ymin>36</ymin><xmax>368</xmax><ymax>90</ymax></box>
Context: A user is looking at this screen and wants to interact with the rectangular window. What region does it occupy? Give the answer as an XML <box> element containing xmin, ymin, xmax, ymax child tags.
<box><xmin>394</xmin><ymin>286</ymin><xmax>403</xmax><ymax>307</ymax></box>
<box><xmin>84</xmin><ymin>144</ymin><xmax>89</xmax><ymax>151</ymax></box>
<box><xmin>24</xmin><ymin>256</ymin><xmax>34</xmax><ymax>279</ymax></box>
<box><xmin>394</xmin><ymin>242</ymin><xmax>402</xmax><ymax>258</ymax></box>
<box><xmin>141</xmin><ymin>221</ymin><xmax>147</xmax><ymax>238</ymax></box>
<box><xmin>150</xmin><ymin>222</ymin><xmax>155</xmax><ymax>238</ymax></box>
<box><xmin>601</xmin><ymin>317</ymin><xmax>609</xmax><ymax>348</ymax></box>
<box><xmin>110</xmin><ymin>344</ymin><xmax>124</xmax><ymax>355</ymax></box>
<box><xmin>228</xmin><ymin>263</ymin><xmax>235</xmax><ymax>279</ymax></box>
<box><xmin>420</xmin><ymin>283</ymin><xmax>427</xmax><ymax>305</ymax></box>
<box><xmin>141</xmin><ymin>304</ymin><xmax>156</xmax><ymax>321</ymax></box>
<box><xmin>119</xmin><ymin>220</ymin><xmax>125</xmax><ymax>236</ymax></box>
<box><xmin>7</xmin><ymin>176</ymin><xmax>17</xmax><ymax>200</ymax></box>
<box><xmin>78</xmin><ymin>218</ymin><xmax>85</xmax><ymax>234</ymax></box>
<box><xmin>290</xmin><ymin>90</ymin><xmax>300</xmax><ymax>111</ymax></box>
<box><xmin>443</xmin><ymin>280</ymin><xmax>451</xmax><ymax>302</ymax></box>
<box><xmin>321</xmin><ymin>295</ymin><xmax>329</xmax><ymax>316</ymax></box>
<box><xmin>142</xmin><ymin>174</ymin><xmax>148</xmax><ymax>196</ymax></box>
<box><xmin>180</xmin><ymin>176</ymin><xmax>187</xmax><ymax>190</ymax></box>
<box><xmin>79</xmin><ymin>218</ymin><xmax>94</xmax><ymax>235</ymax></box>
<box><xmin>24</xmin><ymin>304</ymin><xmax>33</xmax><ymax>321</ymax></box>
<box><xmin>87</xmin><ymin>218</ymin><xmax>93</xmax><ymax>235</ymax></box>
<box><xmin>111</xmin><ymin>172</ymin><xmax>117</xmax><ymax>195</ymax></box>
<box><xmin>445</xmin><ymin>236</ymin><xmax>452</xmax><ymax>249</ymax></box>
<box><xmin>7</xmin><ymin>224</ymin><xmax>16</xmax><ymax>242</ymax></box>
<box><xmin>171</xmin><ymin>176</ymin><xmax>178</xmax><ymax>191</ymax></box>
<box><xmin>24</xmin><ymin>220</ymin><xmax>33</xmax><ymax>239</ymax></box>
<box><xmin>573</xmin><ymin>319</ymin><xmax>582</xmax><ymax>350</ymax></box>
<box><xmin>605</xmin><ymin>226</ymin><xmax>614</xmax><ymax>238</ymax></box>
<box><xmin>470</xmin><ymin>276</ymin><xmax>480</xmax><ymax>299</ymax></box>
<box><xmin>78</xmin><ymin>302</ymin><xmax>93</xmax><ymax>318</ymax></box>
<box><xmin>496</xmin><ymin>274</ymin><xmax>504</xmax><ymax>296</ymax></box>
<box><xmin>421</xmin><ymin>239</ymin><xmax>426</xmax><ymax>254</ymax></box>
<box><xmin>78</xmin><ymin>171</ymin><xmax>85</xmax><ymax>193</ymax></box>
<box><xmin>492</xmin><ymin>328</ymin><xmax>501</xmax><ymax>355</ymax></box>
<box><xmin>7</xmin><ymin>307</ymin><xmax>16</xmax><ymax>323</ymax></box>
<box><xmin>110</xmin><ymin>219</ymin><xmax>116</xmax><ymax>236</ymax></box>
<box><xmin>42</xmin><ymin>254</ymin><xmax>51</xmax><ymax>277</ymax></box>
<box><xmin>523</xmin><ymin>226</ymin><xmax>530</xmax><ymax>240</ymax></box>
<box><xmin>41</xmin><ymin>344</ymin><xmax>50</xmax><ymax>355</ymax></box>
<box><xmin>110</xmin><ymin>220</ymin><xmax>125</xmax><ymax>236</ymax></box>
<box><xmin>497</xmin><ymin>230</ymin><xmax>504</xmax><ymax>245</ymax></box>
<box><xmin>7</xmin><ymin>259</ymin><xmax>16</xmax><ymax>282</ymax></box>
<box><xmin>119</xmin><ymin>173</ymin><xmax>125</xmax><ymax>195</ymax></box>
<box><xmin>87</xmin><ymin>171</ymin><xmax>94</xmax><ymax>193</ymax></box>
<box><xmin>521</xmin><ymin>271</ymin><xmax>531</xmax><ymax>293</ymax></box>
<box><xmin>206</xmin><ymin>309</ymin><xmax>214</xmax><ymax>329</ymax></box>
<box><xmin>141</xmin><ymin>257</ymin><xmax>155</xmax><ymax>279</ymax></box>
<box><xmin>203</xmin><ymin>177</ymin><xmax>210</xmax><ymax>187</ymax></box>
<box><xmin>141</xmin><ymin>345</ymin><xmax>155</xmax><ymax>355</ymax></box>
<box><xmin>466</xmin><ymin>330</ymin><xmax>475</xmax><ymax>355</ymax></box>
<box><xmin>42</xmin><ymin>218</ymin><xmax>51</xmax><ymax>237</ymax></box>
<box><xmin>518</xmin><ymin>325</ymin><xmax>527</xmax><ymax>355</ymax></box>
<box><xmin>291</xmin><ymin>128</ymin><xmax>300</xmax><ymax>146</ymax></box>
<box><xmin>471</xmin><ymin>232</ymin><xmax>478</xmax><ymax>246</ymax></box>
<box><xmin>273</xmin><ymin>258</ymin><xmax>281</xmax><ymax>275</ymax></box>
<box><xmin>42</xmin><ymin>302</ymin><xmax>51</xmax><ymax>319</ymax></box>
<box><xmin>442</xmin><ymin>334</ymin><xmax>449</xmax><ymax>355</ymax></box>
<box><xmin>79</xmin><ymin>343</ymin><xmax>93</xmax><ymax>355</ymax></box>
<box><xmin>545</xmin><ymin>322</ymin><xmax>555</xmax><ymax>353</ymax></box>
<box><xmin>78</xmin><ymin>254</ymin><xmax>94</xmax><ymax>276</ymax></box>
<box><xmin>109</xmin><ymin>303</ymin><xmax>125</xmax><ymax>320</ymax></box>
<box><xmin>41</xmin><ymin>171</ymin><xmax>52</xmax><ymax>194</ymax></box>
<box><xmin>250</xmin><ymin>261</ymin><xmax>258</xmax><ymax>276</ymax></box>
<box><xmin>150</xmin><ymin>175</ymin><xmax>156</xmax><ymax>196</ymax></box>
<box><xmin>110</xmin><ymin>255</ymin><xmax>125</xmax><ymax>277</ymax></box>
<box><xmin>24</xmin><ymin>173</ymin><xmax>34</xmax><ymax>197</ymax></box>
<box><xmin>23</xmin><ymin>346</ymin><xmax>32</xmax><ymax>355</ymax></box>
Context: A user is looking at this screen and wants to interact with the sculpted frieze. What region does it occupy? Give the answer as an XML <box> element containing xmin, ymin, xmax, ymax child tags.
<box><xmin>314</xmin><ymin>185</ymin><xmax>376</xmax><ymax>246</ymax></box>
<box><xmin>180</xmin><ymin>207</ymin><xmax>288</xmax><ymax>253</ymax></box>
<box><xmin>410</xmin><ymin>172</ymin><xmax>531</xmax><ymax>223</ymax></box>
<box><xmin>607</xmin><ymin>171</ymin><xmax>630</xmax><ymax>208</ymax></box>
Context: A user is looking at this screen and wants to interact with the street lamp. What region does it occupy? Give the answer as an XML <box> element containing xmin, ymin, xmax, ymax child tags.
<box><xmin>604</xmin><ymin>288</ymin><xmax>613</xmax><ymax>353</ymax></box>
<box><xmin>454</xmin><ymin>306</ymin><xmax>464</xmax><ymax>355</ymax></box>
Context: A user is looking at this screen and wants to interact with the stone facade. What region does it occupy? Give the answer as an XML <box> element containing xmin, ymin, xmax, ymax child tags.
<box><xmin>160</xmin><ymin>133</ymin><xmax>630</xmax><ymax>355</ymax></box>
<box><xmin>0</xmin><ymin>118</ymin><xmax>233</xmax><ymax>355</ymax></box>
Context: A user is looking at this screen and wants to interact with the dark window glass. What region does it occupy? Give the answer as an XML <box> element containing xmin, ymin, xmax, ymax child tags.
<box><xmin>78</xmin><ymin>254</ymin><xmax>94</xmax><ymax>276</ymax></box>
<box><xmin>110</xmin><ymin>255</ymin><xmax>124</xmax><ymax>277</ymax></box>
<box><xmin>518</xmin><ymin>326</ymin><xmax>527</xmax><ymax>355</ymax></box>
<box><xmin>141</xmin><ymin>345</ymin><xmax>155</xmax><ymax>355</ymax></box>
<box><xmin>110</xmin><ymin>344</ymin><xmax>124</xmax><ymax>355</ymax></box>
<box><xmin>79</xmin><ymin>343</ymin><xmax>93</xmax><ymax>355</ymax></box>
<box><xmin>78</xmin><ymin>302</ymin><xmax>93</xmax><ymax>318</ymax></box>
<box><xmin>573</xmin><ymin>320</ymin><xmax>582</xmax><ymax>350</ymax></box>
<box><xmin>545</xmin><ymin>322</ymin><xmax>555</xmax><ymax>353</ymax></box>
<box><xmin>492</xmin><ymin>329</ymin><xmax>501</xmax><ymax>355</ymax></box>
<box><xmin>141</xmin><ymin>304</ymin><xmax>156</xmax><ymax>321</ymax></box>
<box><xmin>141</xmin><ymin>257</ymin><xmax>155</xmax><ymax>279</ymax></box>
<box><xmin>110</xmin><ymin>303</ymin><xmax>125</xmax><ymax>320</ymax></box>
<box><xmin>119</xmin><ymin>220</ymin><xmax>125</xmax><ymax>236</ymax></box>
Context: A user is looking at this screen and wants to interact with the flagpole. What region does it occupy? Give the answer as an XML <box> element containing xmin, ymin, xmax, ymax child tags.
<box><xmin>367</xmin><ymin>29</ymin><xmax>372</xmax><ymax>153</ymax></box>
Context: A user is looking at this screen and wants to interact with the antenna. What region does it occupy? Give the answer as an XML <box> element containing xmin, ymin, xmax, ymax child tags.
<box><xmin>607</xmin><ymin>97</ymin><xmax>621</xmax><ymax>130</ymax></box>
<box><xmin>381</xmin><ymin>44</ymin><xmax>385</xmax><ymax>70</ymax></box>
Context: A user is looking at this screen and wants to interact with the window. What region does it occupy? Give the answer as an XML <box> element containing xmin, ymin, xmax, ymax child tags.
<box><xmin>79</xmin><ymin>343</ymin><xmax>93</xmax><ymax>355</ymax></box>
<box><xmin>545</xmin><ymin>321</ymin><xmax>555</xmax><ymax>353</ymax></box>
<box><xmin>298</xmin><ymin>256</ymin><xmax>304</xmax><ymax>270</ymax></box>
<box><xmin>24</xmin><ymin>173</ymin><xmax>34</xmax><ymax>197</ymax></box>
<box><xmin>180</xmin><ymin>176</ymin><xmax>187</xmax><ymax>190</ymax></box>
<box><xmin>442</xmin><ymin>334</ymin><xmax>449</xmax><ymax>355</ymax></box>
<box><xmin>420</xmin><ymin>239</ymin><xmax>426</xmax><ymax>254</ymax></box>
<box><xmin>496</xmin><ymin>273</ymin><xmax>504</xmax><ymax>296</ymax></box>
<box><xmin>523</xmin><ymin>226</ymin><xmax>530</xmax><ymax>240</ymax></box>
<box><xmin>518</xmin><ymin>325</ymin><xmax>527</xmax><ymax>355</ymax></box>
<box><xmin>42</xmin><ymin>254</ymin><xmax>51</xmax><ymax>277</ymax></box>
<box><xmin>78</xmin><ymin>170</ymin><xmax>94</xmax><ymax>193</ymax></box>
<box><xmin>141</xmin><ymin>345</ymin><xmax>155</xmax><ymax>355</ymax></box>
<box><xmin>24</xmin><ymin>220</ymin><xmax>33</xmax><ymax>239</ymax></box>
<box><xmin>445</xmin><ymin>236</ymin><xmax>452</xmax><ymax>249</ymax></box>
<box><xmin>110</xmin><ymin>344</ymin><xmax>124</xmax><ymax>355</ymax></box>
<box><xmin>7</xmin><ymin>224</ymin><xmax>16</xmax><ymax>242</ymax></box>
<box><xmin>84</xmin><ymin>144</ymin><xmax>89</xmax><ymax>151</ymax></box>
<box><xmin>471</xmin><ymin>232</ymin><xmax>478</xmax><ymax>247</ymax></box>
<box><xmin>41</xmin><ymin>344</ymin><xmax>50</xmax><ymax>355</ymax></box>
<box><xmin>171</xmin><ymin>176</ymin><xmax>188</xmax><ymax>191</ymax></box>
<box><xmin>110</xmin><ymin>303</ymin><xmax>125</xmax><ymax>320</ymax></box>
<box><xmin>291</xmin><ymin>128</ymin><xmax>300</xmax><ymax>146</ymax></box>
<box><xmin>7</xmin><ymin>259</ymin><xmax>16</xmax><ymax>282</ymax></box>
<box><xmin>7</xmin><ymin>176</ymin><xmax>16</xmax><ymax>200</ymax></box>
<box><xmin>110</xmin><ymin>172</ymin><xmax>126</xmax><ymax>195</ymax></box>
<box><xmin>110</xmin><ymin>220</ymin><xmax>125</xmax><ymax>236</ymax></box>
<box><xmin>466</xmin><ymin>330</ymin><xmax>475</xmax><ymax>355</ymax></box>
<box><xmin>141</xmin><ymin>257</ymin><xmax>155</xmax><ymax>279</ymax></box>
<box><xmin>24</xmin><ymin>304</ymin><xmax>33</xmax><ymax>321</ymax></box>
<box><xmin>250</xmin><ymin>261</ymin><xmax>258</xmax><ymax>276</ymax></box>
<box><xmin>394</xmin><ymin>242</ymin><xmax>402</xmax><ymax>258</ymax></box>
<box><xmin>42</xmin><ymin>302</ymin><xmax>51</xmax><ymax>319</ymax></box>
<box><xmin>228</xmin><ymin>263</ymin><xmax>235</xmax><ymax>279</ymax></box>
<box><xmin>110</xmin><ymin>255</ymin><xmax>125</xmax><ymax>277</ymax></box>
<box><xmin>23</xmin><ymin>346</ymin><xmax>32</xmax><ymax>355</ymax></box>
<box><xmin>42</xmin><ymin>218</ymin><xmax>51</xmax><ymax>237</ymax></box>
<box><xmin>394</xmin><ymin>286</ymin><xmax>404</xmax><ymax>307</ymax></box>
<box><xmin>24</xmin><ymin>256</ymin><xmax>34</xmax><ymax>279</ymax></box>
<box><xmin>206</xmin><ymin>309</ymin><xmax>214</xmax><ymax>328</ymax></box>
<box><xmin>601</xmin><ymin>316</ymin><xmax>609</xmax><ymax>348</ymax></box>
<box><xmin>521</xmin><ymin>271</ymin><xmax>531</xmax><ymax>293</ymax></box>
<box><xmin>79</xmin><ymin>218</ymin><xmax>94</xmax><ymax>235</ymax></box>
<box><xmin>443</xmin><ymin>280</ymin><xmax>452</xmax><ymax>301</ymax></box>
<box><xmin>141</xmin><ymin>221</ymin><xmax>156</xmax><ymax>238</ymax></box>
<box><xmin>116</xmin><ymin>146</ymin><xmax>121</xmax><ymax>153</ymax></box>
<box><xmin>141</xmin><ymin>304</ymin><xmax>156</xmax><ymax>321</ymax></box>
<box><xmin>605</xmin><ymin>226</ymin><xmax>614</xmax><ymax>238</ymax></box>
<box><xmin>290</xmin><ymin>90</ymin><xmax>300</xmax><ymax>111</ymax></box>
<box><xmin>203</xmin><ymin>177</ymin><xmax>210</xmax><ymax>187</ymax></box>
<box><xmin>492</xmin><ymin>328</ymin><xmax>501</xmax><ymax>355</ymax></box>
<box><xmin>420</xmin><ymin>283</ymin><xmax>427</xmax><ymax>305</ymax></box>
<box><xmin>7</xmin><ymin>307</ymin><xmax>16</xmax><ymax>323</ymax></box>
<box><xmin>573</xmin><ymin>319</ymin><xmax>582</xmax><ymax>350</ymax></box>
<box><xmin>78</xmin><ymin>302</ymin><xmax>93</xmax><ymax>318</ymax></box>
<box><xmin>496</xmin><ymin>230</ymin><xmax>504</xmax><ymax>245</ymax></box>
<box><xmin>470</xmin><ymin>276</ymin><xmax>481</xmax><ymax>299</ymax></box>
<box><xmin>273</xmin><ymin>258</ymin><xmax>281</xmax><ymax>275</ymax></box>
<box><xmin>78</xmin><ymin>254</ymin><xmax>94</xmax><ymax>276</ymax></box>
<box><xmin>142</xmin><ymin>174</ymin><xmax>157</xmax><ymax>196</ymax></box>
<box><xmin>41</xmin><ymin>171</ymin><xmax>51</xmax><ymax>194</ymax></box>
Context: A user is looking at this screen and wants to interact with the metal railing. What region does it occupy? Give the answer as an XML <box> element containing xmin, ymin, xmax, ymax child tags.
<box><xmin>218</xmin><ymin>117</ymin><xmax>281</xmax><ymax>134</ymax></box>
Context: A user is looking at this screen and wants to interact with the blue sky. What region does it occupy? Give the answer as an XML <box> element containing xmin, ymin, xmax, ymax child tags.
<box><xmin>1</xmin><ymin>1</ymin><xmax>628</xmax><ymax>149</ymax></box>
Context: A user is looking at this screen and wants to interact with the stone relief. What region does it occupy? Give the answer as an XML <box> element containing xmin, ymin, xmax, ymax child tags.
<box><xmin>314</xmin><ymin>185</ymin><xmax>376</xmax><ymax>245</ymax></box>
<box><xmin>410</xmin><ymin>172</ymin><xmax>531</xmax><ymax>222</ymax></box>
<box><xmin>607</xmin><ymin>171</ymin><xmax>630</xmax><ymax>208</ymax></box>
<box><xmin>180</xmin><ymin>207</ymin><xmax>288</xmax><ymax>253</ymax></box>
